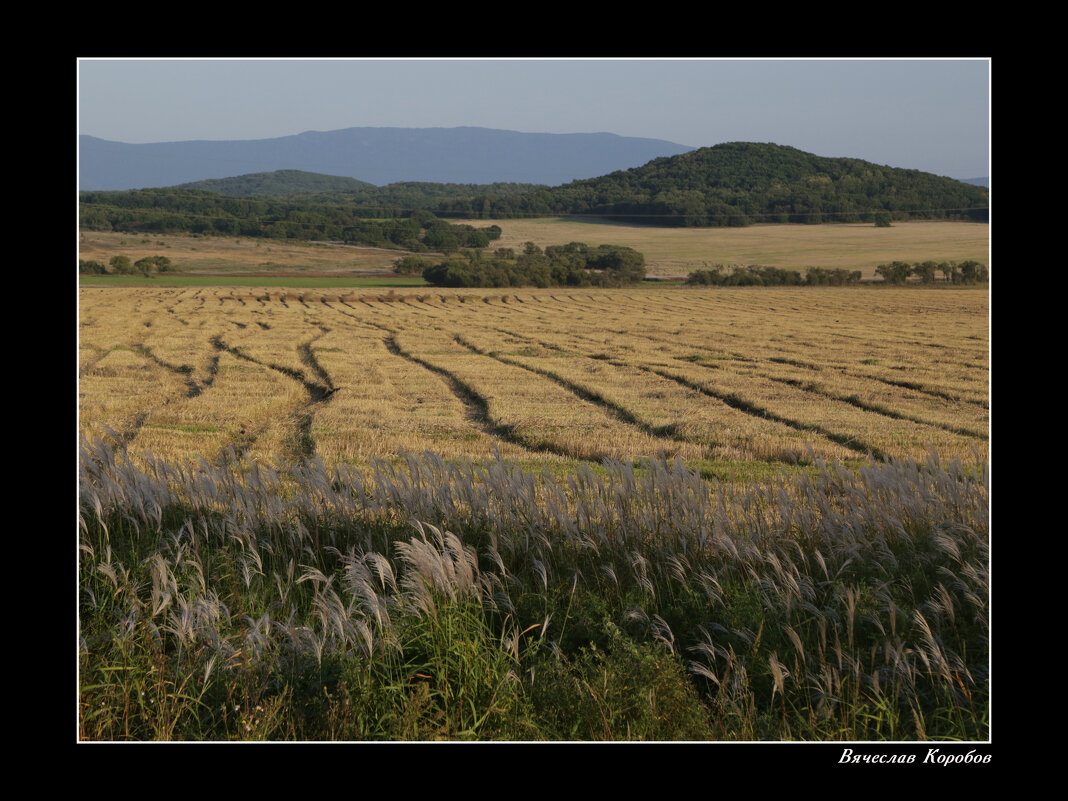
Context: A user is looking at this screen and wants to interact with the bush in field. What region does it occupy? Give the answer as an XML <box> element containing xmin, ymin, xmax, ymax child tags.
<box><xmin>108</xmin><ymin>255</ymin><xmax>135</xmax><ymax>274</ymax></box>
<box><xmin>133</xmin><ymin>255</ymin><xmax>172</xmax><ymax>276</ymax></box>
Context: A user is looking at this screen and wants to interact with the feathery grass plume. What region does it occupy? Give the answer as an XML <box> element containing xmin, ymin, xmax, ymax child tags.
<box><xmin>650</xmin><ymin>615</ymin><xmax>676</xmax><ymax>655</ymax></box>
<box><xmin>912</xmin><ymin>609</ymin><xmax>953</xmax><ymax>683</ymax></box>
<box><xmin>338</xmin><ymin>547</ymin><xmax>393</xmax><ymax>631</ymax></box>
<box><xmin>768</xmin><ymin>652</ymin><xmax>789</xmax><ymax>702</ymax></box>
<box><xmin>396</xmin><ymin>521</ymin><xmax>482</xmax><ymax>615</ymax></box>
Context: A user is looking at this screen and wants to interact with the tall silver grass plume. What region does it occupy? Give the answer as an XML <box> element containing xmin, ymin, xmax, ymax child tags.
<box><xmin>396</xmin><ymin>521</ymin><xmax>482</xmax><ymax>609</ymax></box>
<box><xmin>650</xmin><ymin>615</ymin><xmax>675</xmax><ymax>654</ymax></box>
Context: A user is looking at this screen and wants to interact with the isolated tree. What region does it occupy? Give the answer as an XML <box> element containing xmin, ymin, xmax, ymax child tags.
<box><xmin>874</xmin><ymin>212</ymin><xmax>893</xmax><ymax>227</ymax></box>
<box><xmin>130</xmin><ymin>255</ymin><xmax>172</xmax><ymax>276</ymax></box>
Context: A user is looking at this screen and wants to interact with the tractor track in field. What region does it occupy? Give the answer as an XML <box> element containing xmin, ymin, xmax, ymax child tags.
<box><xmin>631</xmin><ymin>360</ymin><xmax>887</xmax><ymax>460</ymax></box>
<box><xmin>372</xmin><ymin>325</ymin><xmax>594</xmax><ymax>464</ymax></box>
<box><xmin>504</xmin><ymin>322</ymin><xmax>987</xmax><ymax>442</ymax></box>
<box><xmin>450</xmin><ymin>333</ymin><xmax>705</xmax><ymax>456</ymax></box>
<box><xmin>209</xmin><ymin>331</ymin><xmax>339</xmax><ymax>461</ymax></box>
<box><xmin>130</xmin><ymin>344</ymin><xmax>207</xmax><ymax>398</ymax></box>
<box><xmin>846</xmin><ymin>371</ymin><xmax>989</xmax><ymax>410</ymax></box>
<box><xmin>380</xmin><ymin>328</ymin><xmax>576</xmax><ymax>461</ymax></box>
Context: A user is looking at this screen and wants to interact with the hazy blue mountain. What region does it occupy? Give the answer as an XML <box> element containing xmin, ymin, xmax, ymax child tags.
<box><xmin>79</xmin><ymin>127</ymin><xmax>696</xmax><ymax>190</ymax></box>
<box><xmin>960</xmin><ymin>177</ymin><xmax>989</xmax><ymax>187</ymax></box>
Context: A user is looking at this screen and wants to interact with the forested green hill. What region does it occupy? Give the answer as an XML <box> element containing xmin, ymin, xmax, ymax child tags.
<box><xmin>480</xmin><ymin>142</ymin><xmax>989</xmax><ymax>225</ymax></box>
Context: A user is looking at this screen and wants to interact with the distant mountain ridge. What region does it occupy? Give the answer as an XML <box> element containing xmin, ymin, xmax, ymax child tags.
<box><xmin>79</xmin><ymin>127</ymin><xmax>696</xmax><ymax>190</ymax></box>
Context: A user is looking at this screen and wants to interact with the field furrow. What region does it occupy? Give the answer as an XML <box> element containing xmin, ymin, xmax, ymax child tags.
<box><xmin>451</xmin><ymin>332</ymin><xmax>708</xmax><ymax>459</ymax></box>
<box><xmin>390</xmin><ymin>325</ymin><xmax>685</xmax><ymax>463</ymax></box>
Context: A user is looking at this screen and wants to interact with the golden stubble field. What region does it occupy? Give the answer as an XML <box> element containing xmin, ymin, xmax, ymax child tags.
<box><xmin>80</xmin><ymin>219</ymin><xmax>989</xmax><ymax>279</ymax></box>
<box><xmin>79</xmin><ymin>284</ymin><xmax>989</xmax><ymax>476</ymax></box>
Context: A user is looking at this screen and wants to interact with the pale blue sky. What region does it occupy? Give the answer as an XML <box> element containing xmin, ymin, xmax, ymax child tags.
<box><xmin>77</xmin><ymin>58</ymin><xmax>990</xmax><ymax>180</ymax></box>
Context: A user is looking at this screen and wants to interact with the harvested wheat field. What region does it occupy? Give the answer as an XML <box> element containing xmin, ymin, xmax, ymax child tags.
<box><xmin>79</xmin><ymin>284</ymin><xmax>988</xmax><ymax>477</ymax></box>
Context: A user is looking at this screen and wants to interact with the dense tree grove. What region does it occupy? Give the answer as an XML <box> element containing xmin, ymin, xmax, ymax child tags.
<box><xmin>422</xmin><ymin>242</ymin><xmax>646</xmax><ymax>288</ymax></box>
<box><xmin>78</xmin><ymin>188</ymin><xmax>502</xmax><ymax>251</ymax></box>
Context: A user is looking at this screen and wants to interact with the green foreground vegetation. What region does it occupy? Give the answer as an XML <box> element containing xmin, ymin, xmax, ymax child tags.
<box><xmin>80</xmin><ymin>437</ymin><xmax>988</xmax><ymax>741</ymax></box>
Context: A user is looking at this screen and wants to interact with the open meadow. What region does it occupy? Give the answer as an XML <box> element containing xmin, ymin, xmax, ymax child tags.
<box><xmin>78</xmin><ymin>231</ymin><xmax>990</xmax><ymax>741</ymax></box>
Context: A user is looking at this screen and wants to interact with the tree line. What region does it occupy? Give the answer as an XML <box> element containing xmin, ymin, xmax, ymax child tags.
<box><xmin>874</xmin><ymin>260</ymin><xmax>989</xmax><ymax>284</ymax></box>
<box><xmin>687</xmin><ymin>265</ymin><xmax>863</xmax><ymax>286</ymax></box>
<box><xmin>78</xmin><ymin>188</ymin><xmax>502</xmax><ymax>251</ymax></box>
<box><xmin>686</xmin><ymin>260</ymin><xmax>989</xmax><ymax>286</ymax></box>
